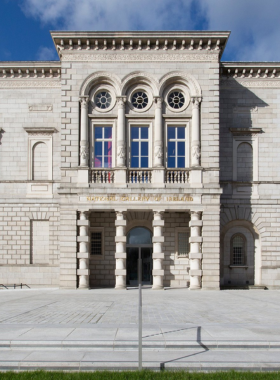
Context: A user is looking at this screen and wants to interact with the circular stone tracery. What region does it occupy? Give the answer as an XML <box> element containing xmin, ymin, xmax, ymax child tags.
<box><xmin>168</xmin><ymin>91</ymin><xmax>185</xmax><ymax>109</ymax></box>
<box><xmin>131</xmin><ymin>91</ymin><xmax>149</xmax><ymax>109</ymax></box>
<box><xmin>95</xmin><ymin>91</ymin><xmax>112</xmax><ymax>109</ymax></box>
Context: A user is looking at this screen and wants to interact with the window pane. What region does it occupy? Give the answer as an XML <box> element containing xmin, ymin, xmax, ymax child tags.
<box><xmin>168</xmin><ymin>127</ymin><xmax>175</xmax><ymax>139</ymax></box>
<box><xmin>141</xmin><ymin>127</ymin><xmax>148</xmax><ymax>139</ymax></box>
<box><xmin>233</xmin><ymin>235</ymin><xmax>244</xmax><ymax>265</ymax></box>
<box><xmin>141</xmin><ymin>141</ymin><xmax>148</xmax><ymax>156</ymax></box>
<box><xmin>91</xmin><ymin>232</ymin><xmax>102</xmax><ymax>255</ymax></box>
<box><xmin>178</xmin><ymin>232</ymin><xmax>189</xmax><ymax>256</ymax></box>
<box><xmin>177</xmin><ymin>127</ymin><xmax>185</xmax><ymax>139</ymax></box>
<box><xmin>178</xmin><ymin>141</ymin><xmax>185</xmax><ymax>156</ymax></box>
<box><xmin>104</xmin><ymin>156</ymin><xmax>111</xmax><ymax>168</ymax></box>
<box><xmin>131</xmin><ymin>127</ymin><xmax>139</xmax><ymax>139</ymax></box>
<box><xmin>104</xmin><ymin>127</ymin><xmax>112</xmax><ymax>139</ymax></box>
<box><xmin>168</xmin><ymin>141</ymin><xmax>175</xmax><ymax>156</ymax></box>
<box><xmin>168</xmin><ymin>156</ymin><xmax>175</xmax><ymax>168</ymax></box>
<box><xmin>95</xmin><ymin>141</ymin><xmax>102</xmax><ymax>156</ymax></box>
<box><xmin>94</xmin><ymin>157</ymin><xmax>102</xmax><ymax>167</ymax></box>
<box><xmin>141</xmin><ymin>157</ymin><xmax>148</xmax><ymax>168</ymax></box>
<box><xmin>131</xmin><ymin>141</ymin><xmax>139</xmax><ymax>156</ymax></box>
<box><xmin>131</xmin><ymin>156</ymin><xmax>139</xmax><ymax>168</ymax></box>
<box><xmin>177</xmin><ymin>156</ymin><xmax>185</xmax><ymax>168</ymax></box>
<box><xmin>95</xmin><ymin>127</ymin><xmax>102</xmax><ymax>139</ymax></box>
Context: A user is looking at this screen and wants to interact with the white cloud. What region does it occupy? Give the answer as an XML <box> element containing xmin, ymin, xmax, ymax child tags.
<box><xmin>37</xmin><ymin>46</ymin><xmax>57</xmax><ymax>61</ymax></box>
<box><xmin>20</xmin><ymin>0</ymin><xmax>280</xmax><ymax>61</ymax></box>
<box><xmin>21</xmin><ymin>0</ymin><xmax>196</xmax><ymax>31</ymax></box>
<box><xmin>199</xmin><ymin>0</ymin><xmax>280</xmax><ymax>61</ymax></box>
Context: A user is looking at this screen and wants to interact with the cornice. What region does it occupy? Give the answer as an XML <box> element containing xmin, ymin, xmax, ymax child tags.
<box><xmin>51</xmin><ymin>31</ymin><xmax>230</xmax><ymax>59</ymax></box>
<box><xmin>23</xmin><ymin>127</ymin><xmax>58</xmax><ymax>134</ymax></box>
<box><xmin>220</xmin><ymin>62</ymin><xmax>280</xmax><ymax>79</ymax></box>
<box><xmin>0</xmin><ymin>63</ymin><xmax>61</xmax><ymax>80</ymax></box>
<box><xmin>61</xmin><ymin>51</ymin><xmax>220</xmax><ymax>62</ymax></box>
<box><xmin>229</xmin><ymin>128</ymin><xmax>262</xmax><ymax>136</ymax></box>
<box><xmin>220</xmin><ymin>78</ymin><xmax>280</xmax><ymax>88</ymax></box>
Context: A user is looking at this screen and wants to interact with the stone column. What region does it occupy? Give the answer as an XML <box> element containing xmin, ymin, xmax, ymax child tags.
<box><xmin>191</xmin><ymin>97</ymin><xmax>201</xmax><ymax>167</ymax></box>
<box><xmin>116</xmin><ymin>97</ymin><xmax>126</xmax><ymax>167</ymax></box>
<box><xmin>77</xmin><ymin>211</ymin><xmax>90</xmax><ymax>289</ymax></box>
<box><xmin>80</xmin><ymin>96</ymin><xmax>89</xmax><ymax>167</ymax></box>
<box><xmin>152</xmin><ymin>211</ymin><xmax>164</xmax><ymax>290</ymax></box>
<box><xmin>115</xmin><ymin>211</ymin><xmax>127</xmax><ymax>289</ymax></box>
<box><xmin>189</xmin><ymin>211</ymin><xmax>203</xmax><ymax>290</ymax></box>
<box><xmin>154</xmin><ymin>97</ymin><xmax>163</xmax><ymax>167</ymax></box>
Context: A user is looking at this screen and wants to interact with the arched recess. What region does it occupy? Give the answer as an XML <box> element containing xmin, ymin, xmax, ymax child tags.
<box><xmin>159</xmin><ymin>71</ymin><xmax>202</xmax><ymax>98</ymax></box>
<box><xmin>79</xmin><ymin>71</ymin><xmax>121</xmax><ymax>97</ymax></box>
<box><xmin>121</xmin><ymin>71</ymin><xmax>159</xmax><ymax>97</ymax></box>
<box><xmin>237</xmin><ymin>142</ymin><xmax>253</xmax><ymax>181</ymax></box>
<box><xmin>32</xmin><ymin>142</ymin><xmax>48</xmax><ymax>180</ymax></box>
<box><xmin>220</xmin><ymin>220</ymin><xmax>261</xmax><ymax>287</ymax></box>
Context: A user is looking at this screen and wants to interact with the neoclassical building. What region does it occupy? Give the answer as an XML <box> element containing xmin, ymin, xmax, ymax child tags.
<box><xmin>0</xmin><ymin>31</ymin><xmax>279</xmax><ymax>289</ymax></box>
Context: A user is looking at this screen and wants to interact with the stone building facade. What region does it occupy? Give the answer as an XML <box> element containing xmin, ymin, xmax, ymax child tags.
<box><xmin>0</xmin><ymin>31</ymin><xmax>279</xmax><ymax>289</ymax></box>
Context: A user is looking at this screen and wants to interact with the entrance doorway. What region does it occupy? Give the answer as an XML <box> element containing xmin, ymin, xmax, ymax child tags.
<box><xmin>126</xmin><ymin>227</ymin><xmax>153</xmax><ymax>286</ymax></box>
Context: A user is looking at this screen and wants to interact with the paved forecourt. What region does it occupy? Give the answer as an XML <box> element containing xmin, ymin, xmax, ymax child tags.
<box><xmin>0</xmin><ymin>288</ymin><xmax>280</xmax><ymax>371</ymax></box>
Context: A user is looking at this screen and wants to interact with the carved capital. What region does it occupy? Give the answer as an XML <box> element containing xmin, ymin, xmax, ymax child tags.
<box><xmin>154</xmin><ymin>97</ymin><xmax>163</xmax><ymax>109</ymax></box>
<box><xmin>116</xmin><ymin>211</ymin><xmax>126</xmax><ymax>220</ymax></box>
<box><xmin>116</xmin><ymin>96</ymin><xmax>126</xmax><ymax>108</ymax></box>
<box><xmin>191</xmin><ymin>211</ymin><xmax>202</xmax><ymax>221</ymax></box>
<box><xmin>153</xmin><ymin>211</ymin><xmax>164</xmax><ymax>220</ymax></box>
<box><xmin>80</xmin><ymin>96</ymin><xmax>89</xmax><ymax>108</ymax></box>
<box><xmin>191</xmin><ymin>97</ymin><xmax>202</xmax><ymax>109</ymax></box>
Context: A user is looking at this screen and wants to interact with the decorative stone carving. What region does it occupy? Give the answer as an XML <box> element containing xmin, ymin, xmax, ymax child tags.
<box><xmin>79</xmin><ymin>71</ymin><xmax>121</xmax><ymax>96</ymax></box>
<box><xmin>61</xmin><ymin>52</ymin><xmax>220</xmax><ymax>63</ymax></box>
<box><xmin>117</xmin><ymin>145</ymin><xmax>126</xmax><ymax>158</ymax></box>
<box><xmin>80</xmin><ymin>144</ymin><xmax>89</xmax><ymax>160</ymax></box>
<box><xmin>29</xmin><ymin>104</ymin><xmax>53</xmax><ymax>112</ymax></box>
<box><xmin>0</xmin><ymin>80</ymin><xmax>61</xmax><ymax>88</ymax></box>
<box><xmin>192</xmin><ymin>145</ymin><xmax>201</xmax><ymax>160</ymax></box>
<box><xmin>159</xmin><ymin>72</ymin><xmax>202</xmax><ymax>98</ymax></box>
<box><xmin>155</xmin><ymin>145</ymin><xmax>163</xmax><ymax>159</ymax></box>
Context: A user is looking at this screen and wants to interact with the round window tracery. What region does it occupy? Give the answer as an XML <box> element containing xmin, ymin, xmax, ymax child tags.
<box><xmin>168</xmin><ymin>91</ymin><xmax>185</xmax><ymax>109</ymax></box>
<box><xmin>95</xmin><ymin>91</ymin><xmax>112</xmax><ymax>109</ymax></box>
<box><xmin>131</xmin><ymin>91</ymin><xmax>149</xmax><ymax>109</ymax></box>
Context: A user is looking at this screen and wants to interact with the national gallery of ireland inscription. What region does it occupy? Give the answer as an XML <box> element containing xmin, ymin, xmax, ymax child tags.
<box><xmin>0</xmin><ymin>31</ymin><xmax>280</xmax><ymax>290</ymax></box>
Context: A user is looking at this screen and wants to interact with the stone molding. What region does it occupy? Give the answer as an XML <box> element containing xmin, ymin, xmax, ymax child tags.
<box><xmin>29</xmin><ymin>104</ymin><xmax>53</xmax><ymax>112</ymax></box>
<box><xmin>0</xmin><ymin>65</ymin><xmax>61</xmax><ymax>79</ymax></box>
<box><xmin>220</xmin><ymin>78</ymin><xmax>280</xmax><ymax>88</ymax></box>
<box><xmin>0</xmin><ymin>80</ymin><xmax>61</xmax><ymax>88</ymax></box>
<box><xmin>23</xmin><ymin>127</ymin><xmax>57</xmax><ymax>135</ymax></box>
<box><xmin>61</xmin><ymin>51</ymin><xmax>220</xmax><ymax>63</ymax></box>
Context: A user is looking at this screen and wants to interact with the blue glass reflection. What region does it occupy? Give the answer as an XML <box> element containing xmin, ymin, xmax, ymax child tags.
<box><xmin>141</xmin><ymin>157</ymin><xmax>148</xmax><ymax>168</ymax></box>
<box><xmin>131</xmin><ymin>127</ymin><xmax>139</xmax><ymax>139</ymax></box>
<box><xmin>177</xmin><ymin>157</ymin><xmax>185</xmax><ymax>168</ymax></box>
<box><xmin>95</xmin><ymin>127</ymin><xmax>102</xmax><ymax>139</ymax></box>
<box><xmin>127</xmin><ymin>227</ymin><xmax>152</xmax><ymax>245</ymax></box>
<box><xmin>95</xmin><ymin>141</ymin><xmax>102</xmax><ymax>155</ymax></box>
<box><xmin>168</xmin><ymin>156</ymin><xmax>175</xmax><ymax>168</ymax></box>
<box><xmin>104</xmin><ymin>127</ymin><xmax>112</xmax><ymax>139</ymax></box>
<box><xmin>168</xmin><ymin>127</ymin><xmax>175</xmax><ymax>139</ymax></box>
<box><xmin>141</xmin><ymin>141</ymin><xmax>148</xmax><ymax>156</ymax></box>
<box><xmin>178</xmin><ymin>141</ymin><xmax>185</xmax><ymax>155</ymax></box>
<box><xmin>177</xmin><ymin>127</ymin><xmax>185</xmax><ymax>139</ymax></box>
<box><xmin>141</xmin><ymin>127</ymin><xmax>148</xmax><ymax>139</ymax></box>
<box><xmin>131</xmin><ymin>156</ymin><xmax>138</xmax><ymax>168</ymax></box>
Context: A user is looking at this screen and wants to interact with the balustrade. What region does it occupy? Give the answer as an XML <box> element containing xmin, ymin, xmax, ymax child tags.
<box><xmin>165</xmin><ymin>170</ymin><xmax>189</xmax><ymax>184</ymax></box>
<box><xmin>91</xmin><ymin>169</ymin><xmax>114</xmax><ymax>183</ymax></box>
<box><xmin>128</xmin><ymin>170</ymin><xmax>152</xmax><ymax>184</ymax></box>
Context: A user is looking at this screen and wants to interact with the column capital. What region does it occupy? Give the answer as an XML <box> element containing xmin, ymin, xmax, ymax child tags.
<box><xmin>79</xmin><ymin>210</ymin><xmax>89</xmax><ymax>220</ymax></box>
<box><xmin>115</xmin><ymin>210</ymin><xmax>126</xmax><ymax>220</ymax></box>
<box><xmin>79</xmin><ymin>96</ymin><xmax>89</xmax><ymax>107</ymax></box>
<box><xmin>153</xmin><ymin>210</ymin><xmax>164</xmax><ymax>219</ymax></box>
<box><xmin>116</xmin><ymin>96</ymin><xmax>126</xmax><ymax>108</ymax></box>
<box><xmin>191</xmin><ymin>211</ymin><xmax>202</xmax><ymax>220</ymax></box>
<box><xmin>191</xmin><ymin>97</ymin><xmax>202</xmax><ymax>108</ymax></box>
<box><xmin>154</xmin><ymin>96</ymin><xmax>163</xmax><ymax>108</ymax></box>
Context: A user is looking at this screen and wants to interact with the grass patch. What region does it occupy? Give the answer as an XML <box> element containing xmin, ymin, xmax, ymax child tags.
<box><xmin>0</xmin><ymin>371</ymin><xmax>280</xmax><ymax>380</ymax></box>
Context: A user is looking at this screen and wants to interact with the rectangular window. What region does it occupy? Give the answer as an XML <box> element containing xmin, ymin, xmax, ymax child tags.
<box><xmin>167</xmin><ymin>126</ymin><xmax>186</xmax><ymax>168</ymax></box>
<box><xmin>178</xmin><ymin>232</ymin><xmax>190</xmax><ymax>257</ymax></box>
<box><xmin>130</xmin><ymin>126</ymin><xmax>149</xmax><ymax>168</ymax></box>
<box><xmin>94</xmin><ymin>126</ymin><xmax>112</xmax><ymax>168</ymax></box>
<box><xmin>91</xmin><ymin>232</ymin><xmax>102</xmax><ymax>255</ymax></box>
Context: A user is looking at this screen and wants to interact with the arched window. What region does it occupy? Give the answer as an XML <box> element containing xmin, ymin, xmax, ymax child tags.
<box><xmin>237</xmin><ymin>142</ymin><xmax>253</xmax><ymax>181</ymax></box>
<box><xmin>231</xmin><ymin>234</ymin><xmax>246</xmax><ymax>265</ymax></box>
<box><xmin>127</xmin><ymin>227</ymin><xmax>152</xmax><ymax>245</ymax></box>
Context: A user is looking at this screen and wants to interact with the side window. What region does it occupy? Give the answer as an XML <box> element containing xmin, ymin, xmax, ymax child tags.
<box><xmin>94</xmin><ymin>126</ymin><xmax>112</xmax><ymax>168</ymax></box>
<box><xmin>130</xmin><ymin>126</ymin><xmax>149</xmax><ymax>168</ymax></box>
<box><xmin>167</xmin><ymin>126</ymin><xmax>186</xmax><ymax>168</ymax></box>
<box><xmin>231</xmin><ymin>234</ymin><xmax>246</xmax><ymax>265</ymax></box>
<box><xmin>176</xmin><ymin>228</ymin><xmax>190</xmax><ymax>258</ymax></box>
<box><xmin>90</xmin><ymin>229</ymin><xmax>104</xmax><ymax>257</ymax></box>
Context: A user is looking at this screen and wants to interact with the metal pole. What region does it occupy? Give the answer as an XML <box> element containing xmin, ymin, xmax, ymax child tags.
<box><xmin>138</xmin><ymin>255</ymin><xmax>142</xmax><ymax>371</ymax></box>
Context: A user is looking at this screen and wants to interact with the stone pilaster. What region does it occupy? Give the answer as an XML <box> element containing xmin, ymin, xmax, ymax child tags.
<box><xmin>152</xmin><ymin>211</ymin><xmax>164</xmax><ymax>290</ymax></box>
<box><xmin>191</xmin><ymin>97</ymin><xmax>201</xmax><ymax>167</ymax></box>
<box><xmin>77</xmin><ymin>211</ymin><xmax>90</xmax><ymax>289</ymax></box>
<box><xmin>154</xmin><ymin>97</ymin><xmax>163</xmax><ymax>168</ymax></box>
<box><xmin>79</xmin><ymin>96</ymin><xmax>89</xmax><ymax>167</ymax></box>
<box><xmin>115</xmin><ymin>211</ymin><xmax>127</xmax><ymax>289</ymax></box>
<box><xmin>116</xmin><ymin>97</ymin><xmax>126</xmax><ymax>168</ymax></box>
<box><xmin>189</xmin><ymin>211</ymin><xmax>203</xmax><ymax>290</ymax></box>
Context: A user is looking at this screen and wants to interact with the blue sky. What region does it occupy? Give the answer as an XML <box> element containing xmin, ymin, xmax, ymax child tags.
<box><xmin>1</xmin><ymin>0</ymin><xmax>280</xmax><ymax>62</ymax></box>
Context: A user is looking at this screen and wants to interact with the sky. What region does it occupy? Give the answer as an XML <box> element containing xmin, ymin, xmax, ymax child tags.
<box><xmin>0</xmin><ymin>0</ymin><xmax>280</xmax><ymax>62</ymax></box>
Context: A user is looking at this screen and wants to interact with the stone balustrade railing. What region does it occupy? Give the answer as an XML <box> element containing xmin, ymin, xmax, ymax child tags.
<box><xmin>127</xmin><ymin>170</ymin><xmax>152</xmax><ymax>184</ymax></box>
<box><xmin>91</xmin><ymin>169</ymin><xmax>115</xmax><ymax>183</ymax></box>
<box><xmin>165</xmin><ymin>169</ymin><xmax>190</xmax><ymax>184</ymax></box>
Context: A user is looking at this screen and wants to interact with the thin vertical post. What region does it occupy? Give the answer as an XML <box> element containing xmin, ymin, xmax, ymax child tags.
<box><xmin>138</xmin><ymin>249</ymin><xmax>142</xmax><ymax>371</ymax></box>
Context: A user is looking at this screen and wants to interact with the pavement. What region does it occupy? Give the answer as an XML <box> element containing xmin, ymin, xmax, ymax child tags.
<box><xmin>0</xmin><ymin>287</ymin><xmax>280</xmax><ymax>371</ymax></box>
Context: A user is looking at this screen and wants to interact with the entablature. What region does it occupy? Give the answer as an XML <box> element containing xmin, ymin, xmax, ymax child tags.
<box><xmin>0</xmin><ymin>62</ymin><xmax>61</xmax><ymax>79</ymax></box>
